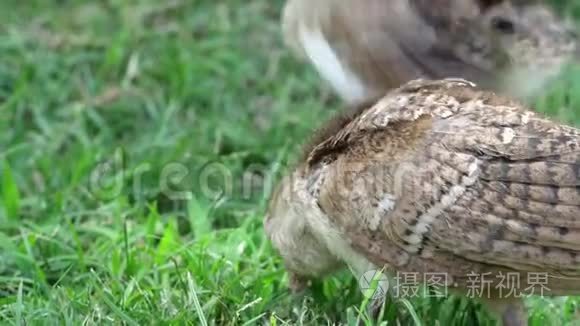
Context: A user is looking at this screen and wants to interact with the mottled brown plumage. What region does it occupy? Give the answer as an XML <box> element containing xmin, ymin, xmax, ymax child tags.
<box><xmin>283</xmin><ymin>0</ymin><xmax>578</xmax><ymax>103</ymax></box>
<box><xmin>265</xmin><ymin>79</ymin><xmax>580</xmax><ymax>325</ymax></box>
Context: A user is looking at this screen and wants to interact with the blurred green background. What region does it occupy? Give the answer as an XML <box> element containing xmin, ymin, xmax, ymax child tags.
<box><xmin>0</xmin><ymin>1</ymin><xmax>579</xmax><ymax>325</ymax></box>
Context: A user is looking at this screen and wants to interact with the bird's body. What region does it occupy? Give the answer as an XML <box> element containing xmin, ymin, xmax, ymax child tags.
<box><xmin>265</xmin><ymin>79</ymin><xmax>580</xmax><ymax>325</ymax></box>
<box><xmin>283</xmin><ymin>0</ymin><xmax>578</xmax><ymax>103</ymax></box>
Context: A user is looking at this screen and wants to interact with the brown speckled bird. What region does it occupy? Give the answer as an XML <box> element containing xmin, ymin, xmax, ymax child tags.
<box><xmin>283</xmin><ymin>0</ymin><xmax>579</xmax><ymax>104</ymax></box>
<box><xmin>265</xmin><ymin>79</ymin><xmax>580</xmax><ymax>326</ymax></box>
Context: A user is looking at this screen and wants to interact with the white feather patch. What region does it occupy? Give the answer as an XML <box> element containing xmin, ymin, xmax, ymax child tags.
<box><xmin>369</xmin><ymin>194</ymin><xmax>397</xmax><ymax>231</ymax></box>
<box><xmin>378</xmin><ymin>194</ymin><xmax>397</xmax><ymax>214</ymax></box>
<box><xmin>501</xmin><ymin>128</ymin><xmax>516</xmax><ymax>144</ymax></box>
<box><xmin>404</xmin><ymin>160</ymin><xmax>481</xmax><ymax>253</ymax></box>
<box><xmin>298</xmin><ymin>25</ymin><xmax>368</xmax><ymax>103</ymax></box>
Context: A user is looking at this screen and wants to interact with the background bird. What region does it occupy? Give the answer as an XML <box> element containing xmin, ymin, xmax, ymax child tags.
<box><xmin>282</xmin><ymin>0</ymin><xmax>579</xmax><ymax>104</ymax></box>
<box><xmin>265</xmin><ymin>79</ymin><xmax>580</xmax><ymax>326</ymax></box>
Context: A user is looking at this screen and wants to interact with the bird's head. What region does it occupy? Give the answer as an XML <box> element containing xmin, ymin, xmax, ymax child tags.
<box><xmin>264</xmin><ymin>171</ymin><xmax>342</xmax><ymax>293</ymax></box>
<box><xmin>441</xmin><ymin>0</ymin><xmax>579</xmax><ymax>99</ymax></box>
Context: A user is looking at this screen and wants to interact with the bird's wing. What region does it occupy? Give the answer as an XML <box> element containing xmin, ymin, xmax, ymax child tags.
<box><xmin>311</xmin><ymin>80</ymin><xmax>580</xmax><ymax>291</ymax></box>
<box><xmin>306</xmin><ymin>79</ymin><xmax>480</xmax><ymax>167</ymax></box>
<box><xmin>423</xmin><ymin>107</ymin><xmax>580</xmax><ymax>275</ymax></box>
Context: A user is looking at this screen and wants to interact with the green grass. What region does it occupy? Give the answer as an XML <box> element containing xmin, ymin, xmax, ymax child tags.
<box><xmin>0</xmin><ymin>1</ymin><xmax>579</xmax><ymax>325</ymax></box>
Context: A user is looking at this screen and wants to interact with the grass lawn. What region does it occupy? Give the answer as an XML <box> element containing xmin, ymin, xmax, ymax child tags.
<box><xmin>1</xmin><ymin>1</ymin><xmax>580</xmax><ymax>325</ymax></box>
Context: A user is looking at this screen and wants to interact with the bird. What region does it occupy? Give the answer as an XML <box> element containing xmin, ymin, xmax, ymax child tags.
<box><xmin>282</xmin><ymin>0</ymin><xmax>579</xmax><ymax>104</ymax></box>
<box><xmin>264</xmin><ymin>78</ymin><xmax>580</xmax><ymax>326</ymax></box>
